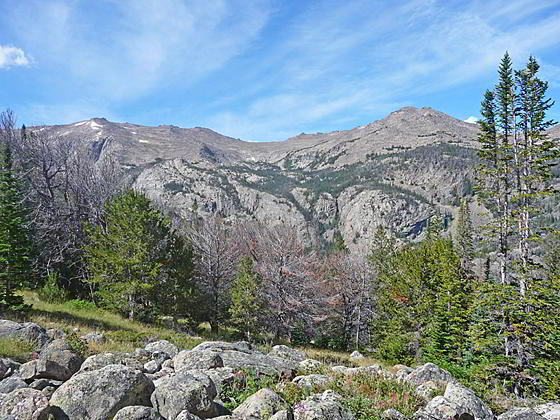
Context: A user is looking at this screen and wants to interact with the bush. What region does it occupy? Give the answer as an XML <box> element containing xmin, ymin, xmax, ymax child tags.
<box><xmin>65</xmin><ymin>299</ymin><xmax>97</xmax><ymax>311</ymax></box>
<box><xmin>38</xmin><ymin>272</ymin><xmax>67</xmax><ymax>303</ymax></box>
<box><xmin>377</xmin><ymin>334</ymin><xmax>414</xmax><ymax>365</ymax></box>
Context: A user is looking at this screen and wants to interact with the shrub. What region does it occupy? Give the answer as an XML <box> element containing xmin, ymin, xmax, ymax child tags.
<box><xmin>38</xmin><ymin>272</ymin><xmax>67</xmax><ymax>303</ymax></box>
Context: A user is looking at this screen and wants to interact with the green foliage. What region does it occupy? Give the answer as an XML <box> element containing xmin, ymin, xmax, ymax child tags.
<box><xmin>38</xmin><ymin>272</ymin><xmax>67</xmax><ymax>304</ymax></box>
<box><xmin>65</xmin><ymin>299</ymin><xmax>97</xmax><ymax>311</ymax></box>
<box><xmin>229</xmin><ymin>257</ymin><xmax>267</xmax><ymax>339</ymax></box>
<box><xmin>221</xmin><ymin>370</ymin><xmax>282</xmax><ymax>411</ymax></box>
<box><xmin>64</xmin><ymin>332</ymin><xmax>89</xmax><ymax>358</ymax></box>
<box><xmin>0</xmin><ymin>142</ymin><xmax>32</xmax><ymax>309</ymax></box>
<box><xmin>85</xmin><ymin>190</ymin><xmax>197</xmax><ymax>322</ymax></box>
<box><xmin>0</xmin><ymin>337</ymin><xmax>35</xmax><ymax>362</ymax></box>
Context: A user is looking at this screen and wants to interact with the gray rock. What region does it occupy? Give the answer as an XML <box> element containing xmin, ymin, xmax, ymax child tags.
<box><xmin>151</xmin><ymin>369</ymin><xmax>217</xmax><ymax>419</ymax></box>
<box><xmin>191</xmin><ymin>341</ymin><xmax>296</xmax><ymax>376</ymax></box>
<box><xmin>331</xmin><ymin>366</ymin><xmax>349</xmax><ymax>374</ymax></box>
<box><xmin>175</xmin><ymin>410</ymin><xmax>203</xmax><ymax>420</ymax></box>
<box><xmin>29</xmin><ymin>378</ymin><xmax>52</xmax><ymax>390</ymax></box>
<box><xmin>202</xmin><ymin>367</ymin><xmax>236</xmax><ymax>397</ymax></box>
<box><xmin>148</xmin><ymin>366</ymin><xmax>175</xmax><ymax>385</ymax></box>
<box><xmin>443</xmin><ymin>382</ymin><xmax>493</xmax><ymax>420</ymax></box>
<box><xmin>0</xmin><ymin>387</ymin><xmax>51</xmax><ymax>420</ymax></box>
<box><xmin>345</xmin><ymin>364</ymin><xmax>385</xmax><ymax>377</ymax></box>
<box><xmin>269</xmin><ymin>345</ymin><xmax>306</xmax><ymax>362</ymax></box>
<box><xmin>498</xmin><ymin>409</ymin><xmax>547</xmax><ymax>420</ymax></box>
<box><xmin>162</xmin><ymin>358</ymin><xmax>174</xmax><ymax>369</ymax></box>
<box><xmin>146</xmin><ymin>339</ymin><xmax>179</xmax><ymax>358</ymax></box>
<box><xmin>298</xmin><ymin>359</ymin><xmax>323</xmax><ymax>371</ymax></box>
<box><xmin>405</xmin><ymin>363</ymin><xmax>452</xmax><ymax>386</ymax></box>
<box><xmin>0</xmin><ymin>358</ymin><xmax>8</xmax><ymax>379</ymax></box>
<box><xmin>415</xmin><ymin>395</ymin><xmax>468</xmax><ymax>420</ymax></box>
<box><xmin>41</xmin><ymin>385</ymin><xmax>57</xmax><ymax>399</ymax></box>
<box><xmin>292</xmin><ymin>374</ymin><xmax>331</xmax><ymax>390</ymax></box>
<box><xmin>535</xmin><ymin>405</ymin><xmax>560</xmax><ymax>420</ymax></box>
<box><xmin>19</xmin><ymin>359</ymin><xmax>72</xmax><ymax>381</ymax></box>
<box><xmin>293</xmin><ymin>390</ymin><xmax>355</xmax><ymax>420</ymax></box>
<box><xmin>232</xmin><ymin>388</ymin><xmax>287</xmax><ymax>419</ymax></box>
<box><xmin>175</xmin><ymin>349</ymin><xmax>224</xmax><ymax>371</ymax></box>
<box><xmin>0</xmin><ymin>320</ymin><xmax>49</xmax><ymax>350</ymax></box>
<box><xmin>176</xmin><ymin>412</ymin><xmax>204</xmax><ymax>420</ymax></box>
<box><xmin>350</xmin><ymin>350</ymin><xmax>364</xmax><ymax>360</ymax></box>
<box><xmin>270</xmin><ymin>409</ymin><xmax>295</xmax><ymax>420</ymax></box>
<box><xmin>39</xmin><ymin>338</ymin><xmax>83</xmax><ymax>374</ymax></box>
<box><xmin>0</xmin><ymin>358</ymin><xmax>20</xmax><ymax>378</ymax></box>
<box><xmin>50</xmin><ymin>364</ymin><xmax>154</xmax><ymax>420</ymax></box>
<box><xmin>47</xmin><ymin>328</ymin><xmax>66</xmax><ymax>341</ymax></box>
<box><xmin>144</xmin><ymin>359</ymin><xmax>162</xmax><ymax>374</ymax></box>
<box><xmin>415</xmin><ymin>381</ymin><xmax>442</xmax><ymax>399</ymax></box>
<box><xmin>0</xmin><ymin>376</ymin><xmax>28</xmax><ymax>393</ymax></box>
<box><xmin>113</xmin><ymin>406</ymin><xmax>166</xmax><ymax>420</ymax></box>
<box><xmin>383</xmin><ymin>408</ymin><xmax>408</xmax><ymax>420</ymax></box>
<box><xmin>80</xmin><ymin>332</ymin><xmax>106</xmax><ymax>344</ymax></box>
<box><xmin>79</xmin><ymin>352</ymin><xmax>125</xmax><ymax>372</ymax></box>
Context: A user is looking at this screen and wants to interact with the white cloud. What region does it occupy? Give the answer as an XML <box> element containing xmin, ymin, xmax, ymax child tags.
<box><xmin>0</xmin><ymin>45</ymin><xmax>30</xmax><ymax>68</ymax></box>
<box><xmin>464</xmin><ymin>116</ymin><xmax>479</xmax><ymax>124</ymax></box>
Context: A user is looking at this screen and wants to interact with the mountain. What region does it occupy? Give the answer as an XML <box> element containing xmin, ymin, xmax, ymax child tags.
<box><xmin>39</xmin><ymin>107</ymin><xmax>559</xmax><ymax>254</ymax></box>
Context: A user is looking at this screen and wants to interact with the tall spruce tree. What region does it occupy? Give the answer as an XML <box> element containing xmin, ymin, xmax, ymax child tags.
<box><xmin>0</xmin><ymin>142</ymin><xmax>31</xmax><ymax>308</ymax></box>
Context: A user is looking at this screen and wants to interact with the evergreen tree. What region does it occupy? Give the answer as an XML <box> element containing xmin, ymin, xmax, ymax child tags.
<box><xmin>456</xmin><ymin>198</ymin><xmax>474</xmax><ymax>271</ymax></box>
<box><xmin>229</xmin><ymin>256</ymin><xmax>266</xmax><ymax>340</ymax></box>
<box><xmin>85</xmin><ymin>190</ymin><xmax>195</xmax><ymax>321</ymax></box>
<box><xmin>0</xmin><ymin>142</ymin><xmax>32</xmax><ymax>308</ymax></box>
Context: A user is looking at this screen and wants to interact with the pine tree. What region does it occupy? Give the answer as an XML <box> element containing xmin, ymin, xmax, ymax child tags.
<box><xmin>0</xmin><ymin>142</ymin><xmax>32</xmax><ymax>308</ymax></box>
<box><xmin>229</xmin><ymin>257</ymin><xmax>266</xmax><ymax>340</ymax></box>
<box><xmin>85</xmin><ymin>190</ymin><xmax>195</xmax><ymax>321</ymax></box>
<box><xmin>456</xmin><ymin>198</ymin><xmax>474</xmax><ymax>271</ymax></box>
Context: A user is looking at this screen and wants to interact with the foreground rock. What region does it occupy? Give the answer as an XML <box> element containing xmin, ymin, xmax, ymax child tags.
<box><xmin>535</xmin><ymin>404</ymin><xmax>560</xmax><ymax>420</ymax></box>
<box><xmin>19</xmin><ymin>359</ymin><xmax>72</xmax><ymax>381</ymax></box>
<box><xmin>174</xmin><ymin>349</ymin><xmax>224</xmax><ymax>371</ymax></box>
<box><xmin>0</xmin><ymin>388</ymin><xmax>51</xmax><ymax>419</ymax></box>
<box><xmin>0</xmin><ymin>320</ymin><xmax>49</xmax><ymax>349</ymax></box>
<box><xmin>498</xmin><ymin>409</ymin><xmax>547</xmax><ymax>420</ymax></box>
<box><xmin>443</xmin><ymin>382</ymin><xmax>493</xmax><ymax>420</ymax></box>
<box><xmin>232</xmin><ymin>388</ymin><xmax>288</xmax><ymax>419</ymax></box>
<box><xmin>39</xmin><ymin>338</ymin><xmax>83</xmax><ymax>374</ymax></box>
<box><xmin>113</xmin><ymin>406</ymin><xmax>166</xmax><ymax>420</ymax></box>
<box><xmin>151</xmin><ymin>370</ymin><xmax>217</xmax><ymax>419</ymax></box>
<box><xmin>191</xmin><ymin>341</ymin><xmax>297</xmax><ymax>375</ymax></box>
<box><xmin>50</xmin><ymin>364</ymin><xmax>154</xmax><ymax>419</ymax></box>
<box><xmin>405</xmin><ymin>363</ymin><xmax>453</xmax><ymax>386</ymax></box>
<box><xmin>293</xmin><ymin>390</ymin><xmax>355</xmax><ymax>420</ymax></box>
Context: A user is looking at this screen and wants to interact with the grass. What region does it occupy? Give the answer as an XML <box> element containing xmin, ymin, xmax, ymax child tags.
<box><xmin>1</xmin><ymin>291</ymin><xmax>205</xmax><ymax>355</ymax></box>
<box><xmin>0</xmin><ymin>337</ymin><xmax>36</xmax><ymax>362</ymax></box>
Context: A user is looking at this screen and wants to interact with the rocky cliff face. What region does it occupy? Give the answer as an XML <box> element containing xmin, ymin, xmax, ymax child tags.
<box><xmin>38</xmin><ymin>107</ymin><xmax>559</xmax><ymax>253</ymax></box>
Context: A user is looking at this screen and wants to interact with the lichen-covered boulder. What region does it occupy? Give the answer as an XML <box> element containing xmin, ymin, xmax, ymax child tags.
<box><xmin>414</xmin><ymin>395</ymin><xmax>468</xmax><ymax>420</ymax></box>
<box><xmin>113</xmin><ymin>406</ymin><xmax>166</xmax><ymax>420</ymax></box>
<box><xmin>39</xmin><ymin>338</ymin><xmax>83</xmax><ymax>375</ymax></box>
<box><xmin>405</xmin><ymin>363</ymin><xmax>452</xmax><ymax>386</ymax></box>
<box><xmin>293</xmin><ymin>390</ymin><xmax>355</xmax><ymax>420</ymax></box>
<box><xmin>269</xmin><ymin>345</ymin><xmax>306</xmax><ymax>362</ymax></box>
<box><xmin>50</xmin><ymin>364</ymin><xmax>154</xmax><ymax>420</ymax></box>
<box><xmin>0</xmin><ymin>376</ymin><xmax>28</xmax><ymax>394</ymax></box>
<box><xmin>443</xmin><ymin>382</ymin><xmax>493</xmax><ymax>420</ymax></box>
<box><xmin>232</xmin><ymin>388</ymin><xmax>288</xmax><ymax>419</ymax></box>
<box><xmin>535</xmin><ymin>404</ymin><xmax>560</xmax><ymax>420</ymax></box>
<box><xmin>292</xmin><ymin>374</ymin><xmax>331</xmax><ymax>390</ymax></box>
<box><xmin>0</xmin><ymin>320</ymin><xmax>49</xmax><ymax>349</ymax></box>
<box><xmin>498</xmin><ymin>408</ymin><xmax>547</xmax><ymax>420</ymax></box>
<box><xmin>298</xmin><ymin>359</ymin><xmax>323</xmax><ymax>371</ymax></box>
<box><xmin>146</xmin><ymin>340</ymin><xmax>179</xmax><ymax>358</ymax></box>
<box><xmin>0</xmin><ymin>387</ymin><xmax>51</xmax><ymax>420</ymax></box>
<box><xmin>19</xmin><ymin>359</ymin><xmax>72</xmax><ymax>381</ymax></box>
<box><xmin>79</xmin><ymin>352</ymin><xmax>125</xmax><ymax>372</ymax></box>
<box><xmin>151</xmin><ymin>370</ymin><xmax>217</xmax><ymax>420</ymax></box>
<box><xmin>174</xmin><ymin>350</ymin><xmax>224</xmax><ymax>371</ymax></box>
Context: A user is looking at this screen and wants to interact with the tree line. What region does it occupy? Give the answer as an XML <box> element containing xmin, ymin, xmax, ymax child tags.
<box><xmin>1</xmin><ymin>52</ymin><xmax>559</xmax><ymax>400</ymax></box>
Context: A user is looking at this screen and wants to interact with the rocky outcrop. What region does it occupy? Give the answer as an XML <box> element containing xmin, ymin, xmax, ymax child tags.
<box><xmin>0</xmin><ymin>320</ymin><xmax>49</xmax><ymax>349</ymax></box>
<box><xmin>174</xmin><ymin>349</ymin><xmax>224</xmax><ymax>371</ymax></box>
<box><xmin>39</xmin><ymin>338</ymin><xmax>83</xmax><ymax>374</ymax></box>
<box><xmin>0</xmin><ymin>388</ymin><xmax>51</xmax><ymax>420</ymax></box>
<box><xmin>50</xmin><ymin>364</ymin><xmax>154</xmax><ymax>419</ymax></box>
<box><xmin>232</xmin><ymin>388</ymin><xmax>288</xmax><ymax>419</ymax></box>
<box><xmin>293</xmin><ymin>390</ymin><xmax>355</xmax><ymax>420</ymax></box>
<box><xmin>405</xmin><ymin>362</ymin><xmax>453</xmax><ymax>386</ymax></box>
<box><xmin>443</xmin><ymin>382</ymin><xmax>493</xmax><ymax>420</ymax></box>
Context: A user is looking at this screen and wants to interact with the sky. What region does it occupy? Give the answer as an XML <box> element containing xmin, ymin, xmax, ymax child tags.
<box><xmin>1</xmin><ymin>0</ymin><xmax>560</xmax><ymax>142</ymax></box>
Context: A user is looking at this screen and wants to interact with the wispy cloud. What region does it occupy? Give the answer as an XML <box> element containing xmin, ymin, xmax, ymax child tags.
<box><xmin>0</xmin><ymin>45</ymin><xmax>30</xmax><ymax>68</ymax></box>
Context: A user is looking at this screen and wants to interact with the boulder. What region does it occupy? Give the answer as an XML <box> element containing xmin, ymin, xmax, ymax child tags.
<box><xmin>444</xmin><ymin>382</ymin><xmax>493</xmax><ymax>420</ymax></box>
<box><xmin>190</xmin><ymin>341</ymin><xmax>296</xmax><ymax>375</ymax></box>
<box><xmin>174</xmin><ymin>349</ymin><xmax>224</xmax><ymax>371</ymax></box>
<box><xmin>144</xmin><ymin>359</ymin><xmax>162</xmax><ymax>374</ymax></box>
<box><xmin>50</xmin><ymin>364</ymin><xmax>154</xmax><ymax>420</ymax></box>
<box><xmin>383</xmin><ymin>408</ymin><xmax>408</xmax><ymax>420</ymax></box>
<box><xmin>80</xmin><ymin>332</ymin><xmax>106</xmax><ymax>344</ymax></box>
<box><xmin>79</xmin><ymin>352</ymin><xmax>125</xmax><ymax>372</ymax></box>
<box><xmin>0</xmin><ymin>358</ymin><xmax>20</xmax><ymax>379</ymax></box>
<box><xmin>405</xmin><ymin>363</ymin><xmax>453</xmax><ymax>386</ymax></box>
<box><xmin>498</xmin><ymin>409</ymin><xmax>547</xmax><ymax>420</ymax></box>
<box><xmin>415</xmin><ymin>381</ymin><xmax>441</xmax><ymax>399</ymax></box>
<box><xmin>292</xmin><ymin>374</ymin><xmax>331</xmax><ymax>389</ymax></box>
<box><xmin>331</xmin><ymin>366</ymin><xmax>349</xmax><ymax>374</ymax></box>
<box><xmin>232</xmin><ymin>388</ymin><xmax>287</xmax><ymax>419</ymax></box>
<box><xmin>39</xmin><ymin>338</ymin><xmax>83</xmax><ymax>374</ymax></box>
<box><xmin>293</xmin><ymin>390</ymin><xmax>355</xmax><ymax>420</ymax></box>
<box><xmin>0</xmin><ymin>387</ymin><xmax>51</xmax><ymax>420</ymax></box>
<box><xmin>0</xmin><ymin>320</ymin><xmax>49</xmax><ymax>349</ymax></box>
<box><xmin>0</xmin><ymin>376</ymin><xmax>28</xmax><ymax>394</ymax></box>
<box><xmin>269</xmin><ymin>345</ymin><xmax>306</xmax><ymax>362</ymax></box>
<box><xmin>177</xmin><ymin>412</ymin><xmax>204</xmax><ymax>420</ymax></box>
<box><xmin>350</xmin><ymin>351</ymin><xmax>364</xmax><ymax>360</ymax></box>
<box><xmin>151</xmin><ymin>370</ymin><xmax>217</xmax><ymax>420</ymax></box>
<box><xmin>19</xmin><ymin>359</ymin><xmax>72</xmax><ymax>381</ymax></box>
<box><xmin>415</xmin><ymin>395</ymin><xmax>468</xmax><ymax>420</ymax></box>
<box><xmin>113</xmin><ymin>406</ymin><xmax>166</xmax><ymax>420</ymax></box>
<box><xmin>202</xmin><ymin>367</ymin><xmax>237</xmax><ymax>397</ymax></box>
<box><xmin>535</xmin><ymin>404</ymin><xmax>560</xmax><ymax>420</ymax></box>
<box><xmin>298</xmin><ymin>359</ymin><xmax>323</xmax><ymax>371</ymax></box>
<box><xmin>270</xmin><ymin>410</ymin><xmax>295</xmax><ymax>420</ymax></box>
<box><xmin>145</xmin><ymin>339</ymin><xmax>179</xmax><ymax>358</ymax></box>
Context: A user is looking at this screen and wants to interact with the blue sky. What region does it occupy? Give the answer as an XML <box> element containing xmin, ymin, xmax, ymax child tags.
<box><xmin>1</xmin><ymin>0</ymin><xmax>560</xmax><ymax>142</ymax></box>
